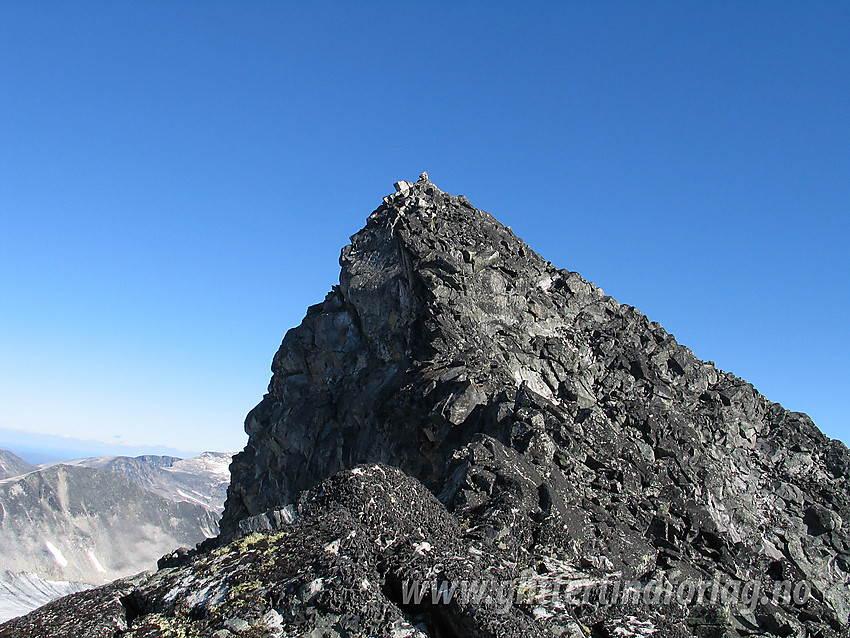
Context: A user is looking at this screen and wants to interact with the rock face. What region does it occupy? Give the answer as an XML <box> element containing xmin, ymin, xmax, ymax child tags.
<box><xmin>3</xmin><ymin>464</ymin><xmax>705</xmax><ymax>637</ymax></box>
<box><xmin>2</xmin><ymin>175</ymin><xmax>848</xmax><ymax>637</ymax></box>
<box><xmin>220</xmin><ymin>175</ymin><xmax>849</xmax><ymax>635</ymax></box>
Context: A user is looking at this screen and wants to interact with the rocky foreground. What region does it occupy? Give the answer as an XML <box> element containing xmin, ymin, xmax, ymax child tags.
<box><xmin>2</xmin><ymin>175</ymin><xmax>847</xmax><ymax>637</ymax></box>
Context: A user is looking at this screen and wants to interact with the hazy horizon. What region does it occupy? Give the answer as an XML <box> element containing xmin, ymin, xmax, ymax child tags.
<box><xmin>0</xmin><ymin>427</ymin><xmax>229</xmax><ymax>465</ymax></box>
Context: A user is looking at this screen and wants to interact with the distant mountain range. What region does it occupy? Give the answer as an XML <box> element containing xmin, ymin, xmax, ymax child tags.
<box><xmin>59</xmin><ymin>451</ymin><xmax>231</xmax><ymax>513</ymax></box>
<box><xmin>0</xmin><ymin>449</ymin><xmax>232</xmax><ymax>623</ymax></box>
<box><xmin>0</xmin><ymin>428</ymin><xmax>206</xmax><ymax>465</ymax></box>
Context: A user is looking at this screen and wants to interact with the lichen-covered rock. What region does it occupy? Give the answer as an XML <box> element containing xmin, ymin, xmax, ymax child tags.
<box><xmin>0</xmin><ymin>465</ymin><xmax>566</xmax><ymax>637</ymax></box>
<box><xmin>10</xmin><ymin>461</ymin><xmax>832</xmax><ymax>637</ymax></box>
<box><xmin>4</xmin><ymin>176</ymin><xmax>847</xmax><ymax>637</ymax></box>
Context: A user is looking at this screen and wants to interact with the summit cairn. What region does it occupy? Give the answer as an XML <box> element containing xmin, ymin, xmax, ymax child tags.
<box><xmin>4</xmin><ymin>177</ymin><xmax>848</xmax><ymax>637</ymax></box>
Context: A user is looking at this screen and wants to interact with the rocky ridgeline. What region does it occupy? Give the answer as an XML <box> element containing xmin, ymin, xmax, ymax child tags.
<box><xmin>3</xmin><ymin>175</ymin><xmax>848</xmax><ymax>637</ymax></box>
<box><xmin>0</xmin><ymin>450</ymin><xmax>33</xmax><ymax>481</ymax></box>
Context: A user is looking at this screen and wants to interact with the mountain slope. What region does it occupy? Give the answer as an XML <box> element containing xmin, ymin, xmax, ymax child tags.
<box><xmin>3</xmin><ymin>176</ymin><xmax>848</xmax><ymax>637</ymax></box>
<box><xmin>0</xmin><ymin>572</ymin><xmax>91</xmax><ymax>625</ymax></box>
<box><xmin>0</xmin><ymin>455</ymin><xmax>225</xmax><ymax>623</ymax></box>
<box><xmin>0</xmin><ymin>452</ymin><xmax>33</xmax><ymax>481</ymax></box>
<box><xmin>0</xmin><ymin>464</ymin><xmax>219</xmax><ymax>585</ymax></box>
<box><xmin>218</xmin><ymin>174</ymin><xmax>848</xmax><ymax>634</ymax></box>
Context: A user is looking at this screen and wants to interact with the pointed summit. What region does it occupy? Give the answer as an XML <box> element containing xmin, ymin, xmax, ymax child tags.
<box><xmin>8</xmin><ymin>178</ymin><xmax>848</xmax><ymax>636</ymax></box>
<box><xmin>222</xmin><ymin>177</ymin><xmax>585</xmax><ymax>524</ymax></box>
<box><xmin>219</xmin><ymin>179</ymin><xmax>848</xmax><ymax>633</ymax></box>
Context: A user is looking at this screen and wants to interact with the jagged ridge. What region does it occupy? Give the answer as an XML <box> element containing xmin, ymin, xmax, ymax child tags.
<box><xmin>3</xmin><ymin>175</ymin><xmax>848</xmax><ymax>637</ymax></box>
<box><xmin>219</xmin><ymin>174</ymin><xmax>848</xmax><ymax>635</ymax></box>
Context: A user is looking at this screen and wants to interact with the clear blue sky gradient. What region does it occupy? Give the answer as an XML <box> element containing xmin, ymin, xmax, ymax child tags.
<box><xmin>1</xmin><ymin>2</ymin><xmax>848</xmax><ymax>454</ymax></box>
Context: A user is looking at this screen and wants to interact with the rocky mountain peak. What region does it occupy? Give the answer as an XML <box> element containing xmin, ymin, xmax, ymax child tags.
<box><xmin>5</xmin><ymin>178</ymin><xmax>847</xmax><ymax>637</ymax></box>
<box><xmin>222</xmin><ymin>176</ymin><xmax>583</xmax><ymax>528</ymax></box>
<box><xmin>215</xmin><ymin>177</ymin><xmax>848</xmax><ymax>635</ymax></box>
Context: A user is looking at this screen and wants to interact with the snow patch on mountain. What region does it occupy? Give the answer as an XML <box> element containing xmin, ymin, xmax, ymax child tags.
<box><xmin>43</xmin><ymin>541</ymin><xmax>68</xmax><ymax>568</ymax></box>
<box><xmin>0</xmin><ymin>571</ymin><xmax>91</xmax><ymax>623</ymax></box>
<box><xmin>86</xmin><ymin>551</ymin><xmax>107</xmax><ymax>575</ymax></box>
<box><xmin>168</xmin><ymin>452</ymin><xmax>231</xmax><ymax>480</ymax></box>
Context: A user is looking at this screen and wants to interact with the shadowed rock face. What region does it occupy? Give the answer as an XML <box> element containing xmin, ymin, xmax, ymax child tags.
<box><xmin>3</xmin><ymin>176</ymin><xmax>848</xmax><ymax>637</ymax></box>
<box><xmin>219</xmin><ymin>175</ymin><xmax>849</xmax><ymax>635</ymax></box>
<box><xmin>222</xmin><ymin>174</ymin><xmax>624</xmax><ymax>527</ymax></box>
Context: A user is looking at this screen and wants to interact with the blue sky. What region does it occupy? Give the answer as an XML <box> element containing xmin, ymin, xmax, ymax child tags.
<box><xmin>1</xmin><ymin>2</ymin><xmax>848</xmax><ymax>455</ymax></box>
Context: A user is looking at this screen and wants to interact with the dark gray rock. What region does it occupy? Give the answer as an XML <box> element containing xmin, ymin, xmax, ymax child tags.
<box><xmin>235</xmin><ymin>505</ymin><xmax>296</xmax><ymax>536</ymax></box>
<box><xmin>0</xmin><ymin>465</ymin><xmax>690</xmax><ymax>637</ymax></box>
<box><xmin>4</xmin><ymin>176</ymin><xmax>847</xmax><ymax>636</ymax></box>
<box><xmin>219</xmin><ymin>175</ymin><xmax>848</xmax><ymax>636</ymax></box>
